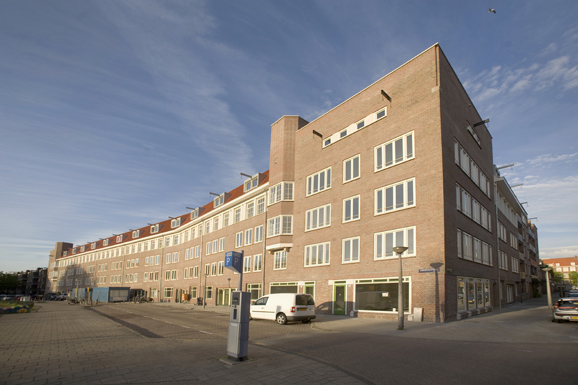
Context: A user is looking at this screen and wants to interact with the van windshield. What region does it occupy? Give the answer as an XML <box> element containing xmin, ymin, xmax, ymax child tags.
<box><xmin>296</xmin><ymin>295</ymin><xmax>315</xmax><ymax>306</ymax></box>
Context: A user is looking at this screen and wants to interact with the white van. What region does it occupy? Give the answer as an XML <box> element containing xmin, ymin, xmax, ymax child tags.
<box><xmin>250</xmin><ymin>293</ymin><xmax>316</xmax><ymax>325</ymax></box>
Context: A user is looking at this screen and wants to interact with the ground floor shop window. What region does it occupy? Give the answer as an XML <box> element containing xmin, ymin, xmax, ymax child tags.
<box><xmin>355</xmin><ymin>278</ymin><xmax>409</xmax><ymax>312</ymax></box>
<box><xmin>247</xmin><ymin>283</ymin><xmax>261</xmax><ymax>300</ymax></box>
<box><xmin>164</xmin><ymin>287</ymin><xmax>173</xmax><ymax>299</ymax></box>
<box><xmin>190</xmin><ymin>286</ymin><xmax>197</xmax><ymax>299</ymax></box>
<box><xmin>150</xmin><ymin>287</ymin><xmax>158</xmax><ymax>298</ymax></box>
<box><xmin>458</xmin><ymin>277</ymin><xmax>490</xmax><ymax>311</ymax></box>
<box><xmin>270</xmin><ymin>282</ymin><xmax>298</xmax><ymax>294</ymax></box>
<box><xmin>304</xmin><ymin>281</ymin><xmax>315</xmax><ymax>297</ymax></box>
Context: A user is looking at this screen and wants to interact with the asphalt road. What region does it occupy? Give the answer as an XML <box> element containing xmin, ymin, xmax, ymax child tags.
<box><xmin>2</xmin><ymin>298</ymin><xmax>576</xmax><ymax>384</ymax></box>
<box><xmin>92</xmin><ymin>299</ymin><xmax>577</xmax><ymax>385</ymax></box>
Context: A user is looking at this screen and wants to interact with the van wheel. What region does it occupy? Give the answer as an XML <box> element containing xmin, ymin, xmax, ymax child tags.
<box><xmin>302</xmin><ymin>319</ymin><xmax>311</xmax><ymax>324</ymax></box>
<box><xmin>276</xmin><ymin>313</ymin><xmax>287</xmax><ymax>325</ymax></box>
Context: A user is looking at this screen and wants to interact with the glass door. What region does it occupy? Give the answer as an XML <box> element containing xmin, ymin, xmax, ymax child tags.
<box><xmin>333</xmin><ymin>284</ymin><xmax>346</xmax><ymax>315</ymax></box>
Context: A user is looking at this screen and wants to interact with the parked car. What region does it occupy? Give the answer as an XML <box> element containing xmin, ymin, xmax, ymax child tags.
<box><xmin>552</xmin><ymin>298</ymin><xmax>578</xmax><ymax>323</ymax></box>
<box><xmin>250</xmin><ymin>293</ymin><xmax>316</xmax><ymax>325</ymax></box>
<box><xmin>0</xmin><ymin>294</ymin><xmax>14</xmax><ymax>301</ymax></box>
<box><xmin>54</xmin><ymin>294</ymin><xmax>67</xmax><ymax>301</ymax></box>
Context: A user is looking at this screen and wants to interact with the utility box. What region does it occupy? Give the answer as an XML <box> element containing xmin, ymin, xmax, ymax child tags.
<box><xmin>227</xmin><ymin>291</ymin><xmax>250</xmax><ymax>361</ymax></box>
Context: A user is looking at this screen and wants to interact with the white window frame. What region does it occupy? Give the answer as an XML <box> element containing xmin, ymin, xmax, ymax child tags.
<box><xmin>304</xmin><ymin>242</ymin><xmax>331</xmax><ymax>267</ymax></box>
<box><xmin>305</xmin><ymin>204</ymin><xmax>331</xmax><ymax>232</ymax></box>
<box><xmin>343</xmin><ymin>154</ymin><xmax>360</xmax><ymax>183</ymax></box>
<box><xmin>375</xmin><ymin>131</ymin><xmax>414</xmax><ymax>171</ymax></box>
<box><xmin>375</xmin><ymin>178</ymin><xmax>415</xmax><ymax>215</ymax></box>
<box><xmin>342</xmin><ymin>237</ymin><xmax>360</xmax><ymax>264</ymax></box>
<box><xmin>343</xmin><ymin>195</ymin><xmax>360</xmax><ymax>223</ymax></box>
<box><xmin>374</xmin><ymin>226</ymin><xmax>416</xmax><ymax>260</ymax></box>
<box><xmin>306</xmin><ymin>167</ymin><xmax>332</xmax><ymax>196</ymax></box>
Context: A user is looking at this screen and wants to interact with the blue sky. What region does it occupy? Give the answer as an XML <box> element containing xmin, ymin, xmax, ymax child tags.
<box><xmin>1</xmin><ymin>0</ymin><xmax>577</xmax><ymax>271</ymax></box>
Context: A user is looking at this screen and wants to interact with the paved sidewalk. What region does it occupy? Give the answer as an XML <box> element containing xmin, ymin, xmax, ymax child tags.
<box><xmin>0</xmin><ymin>302</ymin><xmax>366</xmax><ymax>385</ymax></box>
<box><xmin>1</xmin><ymin>296</ymin><xmax>572</xmax><ymax>384</ymax></box>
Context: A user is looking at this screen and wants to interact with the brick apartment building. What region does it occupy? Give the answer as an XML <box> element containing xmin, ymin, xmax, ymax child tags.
<box><xmin>46</xmin><ymin>44</ymin><xmax>540</xmax><ymax>322</ymax></box>
<box><xmin>542</xmin><ymin>256</ymin><xmax>578</xmax><ymax>281</ymax></box>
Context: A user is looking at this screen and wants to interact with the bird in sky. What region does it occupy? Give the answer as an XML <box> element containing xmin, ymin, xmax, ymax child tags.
<box><xmin>489</xmin><ymin>8</ymin><xmax>496</xmax><ymax>13</ymax></box>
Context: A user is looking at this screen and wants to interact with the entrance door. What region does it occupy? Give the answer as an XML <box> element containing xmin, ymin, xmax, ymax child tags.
<box><xmin>333</xmin><ymin>284</ymin><xmax>346</xmax><ymax>315</ymax></box>
<box><xmin>218</xmin><ymin>288</ymin><xmax>232</xmax><ymax>306</ymax></box>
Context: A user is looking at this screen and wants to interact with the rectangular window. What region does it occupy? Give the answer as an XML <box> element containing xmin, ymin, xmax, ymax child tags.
<box><xmin>236</xmin><ymin>232</ymin><xmax>243</xmax><ymax>248</ymax></box>
<box><xmin>218</xmin><ymin>261</ymin><xmax>224</xmax><ymax>275</ymax></box>
<box><xmin>375</xmin><ymin>132</ymin><xmax>414</xmax><ymax>171</ymax></box>
<box><xmin>219</xmin><ymin>237</ymin><xmax>225</xmax><ymax>252</ymax></box>
<box><xmin>343</xmin><ymin>155</ymin><xmax>360</xmax><ymax>183</ymax></box>
<box><xmin>269</xmin><ymin>182</ymin><xmax>294</xmax><ymax>205</ymax></box>
<box><xmin>374</xmin><ymin>226</ymin><xmax>416</xmax><ymax>259</ymax></box>
<box><xmin>211</xmin><ymin>262</ymin><xmax>217</xmax><ymax>276</ymax></box>
<box><xmin>193</xmin><ymin>266</ymin><xmax>199</xmax><ymax>278</ymax></box>
<box><xmin>244</xmin><ymin>256</ymin><xmax>251</xmax><ymax>273</ymax></box>
<box><xmin>245</xmin><ymin>228</ymin><xmax>253</xmax><ymax>245</ymax></box>
<box><xmin>343</xmin><ymin>196</ymin><xmax>360</xmax><ymax>222</ymax></box>
<box><xmin>305</xmin><ymin>242</ymin><xmax>330</xmax><ymax>267</ymax></box>
<box><xmin>234</xmin><ymin>207</ymin><xmax>242</xmax><ymax>223</ymax></box>
<box><xmin>268</xmin><ymin>215</ymin><xmax>293</xmax><ymax>237</ymax></box>
<box><xmin>213</xmin><ymin>239</ymin><xmax>218</xmax><ymax>253</ymax></box>
<box><xmin>375</xmin><ymin>178</ymin><xmax>415</xmax><ymax>214</ymax></box>
<box><xmin>172</xmin><ymin>252</ymin><xmax>178</xmax><ymax>263</ymax></box>
<box><xmin>206</xmin><ymin>242</ymin><xmax>212</xmax><ymax>255</ymax></box>
<box><xmin>306</xmin><ymin>167</ymin><xmax>332</xmax><ymax>196</ymax></box>
<box><xmin>246</xmin><ymin>202</ymin><xmax>254</xmax><ymax>218</ymax></box>
<box><xmin>274</xmin><ymin>250</ymin><xmax>287</xmax><ymax>270</ymax></box>
<box><xmin>255</xmin><ymin>225</ymin><xmax>263</xmax><ymax>243</ymax></box>
<box><xmin>257</xmin><ymin>197</ymin><xmax>266</xmax><ymax>214</ymax></box>
<box><xmin>343</xmin><ymin>237</ymin><xmax>360</xmax><ymax>263</ymax></box>
<box><xmin>305</xmin><ymin>204</ymin><xmax>331</xmax><ymax>231</ymax></box>
<box><xmin>463</xmin><ymin>233</ymin><xmax>473</xmax><ymax>261</ymax></box>
<box><xmin>253</xmin><ymin>254</ymin><xmax>262</xmax><ymax>272</ymax></box>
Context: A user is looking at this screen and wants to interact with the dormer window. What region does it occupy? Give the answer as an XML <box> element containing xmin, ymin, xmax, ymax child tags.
<box><xmin>171</xmin><ymin>218</ymin><xmax>181</xmax><ymax>228</ymax></box>
<box><xmin>214</xmin><ymin>193</ymin><xmax>226</xmax><ymax>208</ymax></box>
<box><xmin>151</xmin><ymin>224</ymin><xmax>160</xmax><ymax>234</ymax></box>
<box><xmin>103</xmin><ymin>239</ymin><xmax>109</xmax><ymax>246</ymax></box>
<box><xmin>91</xmin><ymin>242</ymin><xmax>96</xmax><ymax>249</ymax></box>
<box><xmin>116</xmin><ymin>235</ymin><xmax>123</xmax><ymax>243</ymax></box>
<box><xmin>81</xmin><ymin>246</ymin><xmax>86</xmax><ymax>252</ymax></box>
<box><xmin>190</xmin><ymin>207</ymin><xmax>203</xmax><ymax>220</ymax></box>
<box><xmin>63</xmin><ymin>251</ymin><xmax>68</xmax><ymax>257</ymax></box>
<box><xmin>132</xmin><ymin>230</ymin><xmax>140</xmax><ymax>239</ymax></box>
<box><xmin>243</xmin><ymin>173</ymin><xmax>261</xmax><ymax>192</ymax></box>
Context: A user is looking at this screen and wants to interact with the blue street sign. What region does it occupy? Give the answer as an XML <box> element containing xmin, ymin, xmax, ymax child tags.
<box><xmin>224</xmin><ymin>251</ymin><xmax>243</xmax><ymax>273</ymax></box>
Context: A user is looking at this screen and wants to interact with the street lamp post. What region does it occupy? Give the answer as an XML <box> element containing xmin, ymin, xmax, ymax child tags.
<box><xmin>542</xmin><ymin>267</ymin><xmax>553</xmax><ymax>309</ymax></box>
<box><xmin>393</xmin><ymin>246</ymin><xmax>408</xmax><ymax>330</ymax></box>
<box><xmin>204</xmin><ymin>273</ymin><xmax>208</xmax><ymax>309</ymax></box>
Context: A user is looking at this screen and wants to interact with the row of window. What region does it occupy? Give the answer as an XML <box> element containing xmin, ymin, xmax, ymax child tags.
<box><xmin>310</xmin><ymin>132</ymin><xmax>415</xmax><ymax>198</ymax></box>
<box><xmin>454</xmin><ymin>139</ymin><xmax>491</xmax><ymax>198</ymax></box>
<box><xmin>456</xmin><ymin>184</ymin><xmax>492</xmax><ymax>232</ymax></box>
<box><xmin>323</xmin><ymin>107</ymin><xmax>387</xmax><ymax>147</ymax></box>
<box><xmin>457</xmin><ymin>229</ymin><xmax>493</xmax><ymax>266</ymax></box>
<box><xmin>234</xmin><ymin>226</ymin><xmax>264</xmax><ymax>248</ymax></box>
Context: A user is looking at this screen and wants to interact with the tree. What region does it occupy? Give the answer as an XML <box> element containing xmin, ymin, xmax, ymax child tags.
<box><xmin>0</xmin><ymin>273</ymin><xmax>20</xmax><ymax>294</ymax></box>
<box><xmin>569</xmin><ymin>271</ymin><xmax>578</xmax><ymax>287</ymax></box>
<box><xmin>552</xmin><ymin>271</ymin><xmax>565</xmax><ymax>284</ymax></box>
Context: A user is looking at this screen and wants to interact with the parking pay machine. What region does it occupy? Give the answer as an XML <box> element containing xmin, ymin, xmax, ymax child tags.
<box><xmin>227</xmin><ymin>291</ymin><xmax>250</xmax><ymax>360</ymax></box>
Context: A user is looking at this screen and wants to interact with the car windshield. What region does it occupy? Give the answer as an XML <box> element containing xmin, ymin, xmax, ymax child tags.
<box><xmin>296</xmin><ymin>295</ymin><xmax>315</xmax><ymax>306</ymax></box>
<box><xmin>558</xmin><ymin>300</ymin><xmax>578</xmax><ymax>309</ymax></box>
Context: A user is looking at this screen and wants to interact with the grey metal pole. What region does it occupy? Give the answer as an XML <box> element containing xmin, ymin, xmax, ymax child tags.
<box><xmin>544</xmin><ymin>268</ymin><xmax>553</xmax><ymax>309</ymax></box>
<box><xmin>238</xmin><ymin>250</ymin><xmax>244</xmax><ymax>292</ymax></box>
<box><xmin>392</xmin><ymin>246</ymin><xmax>408</xmax><ymax>330</ymax></box>
<box><xmin>398</xmin><ymin>252</ymin><xmax>404</xmax><ymax>330</ymax></box>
